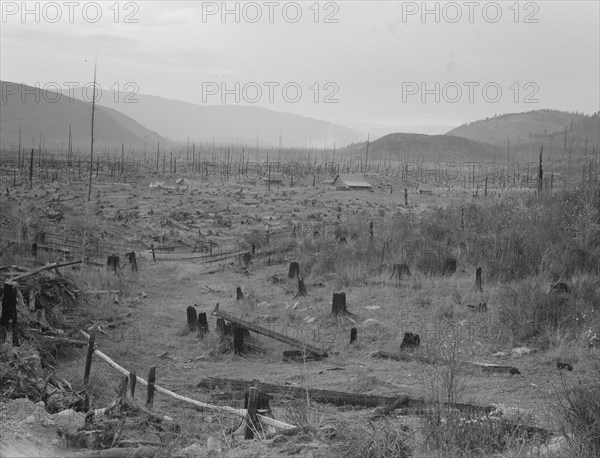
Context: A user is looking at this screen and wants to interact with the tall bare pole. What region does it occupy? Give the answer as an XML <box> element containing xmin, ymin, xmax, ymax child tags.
<box><xmin>364</xmin><ymin>133</ymin><xmax>370</xmax><ymax>176</ymax></box>
<box><xmin>87</xmin><ymin>56</ymin><xmax>97</xmax><ymax>201</ymax></box>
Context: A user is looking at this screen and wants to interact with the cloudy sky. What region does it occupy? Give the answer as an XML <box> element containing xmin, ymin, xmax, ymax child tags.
<box><xmin>1</xmin><ymin>1</ymin><xmax>599</xmax><ymax>134</ymax></box>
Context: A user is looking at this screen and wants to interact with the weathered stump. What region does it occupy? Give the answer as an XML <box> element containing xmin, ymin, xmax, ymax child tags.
<box><xmin>245</xmin><ymin>387</ymin><xmax>260</xmax><ymax>439</ymax></box>
<box><xmin>186</xmin><ymin>306</ymin><xmax>198</xmax><ymax>332</ymax></box>
<box><xmin>288</xmin><ymin>262</ymin><xmax>300</xmax><ymax>279</ymax></box>
<box><xmin>106</xmin><ymin>255</ymin><xmax>120</xmax><ymax>273</ymax></box>
<box><xmin>126</xmin><ymin>251</ymin><xmax>138</xmax><ymax>272</ymax></box>
<box><xmin>442</xmin><ymin>258</ymin><xmax>457</xmax><ymax>275</ymax></box>
<box><xmin>475</xmin><ymin>267</ymin><xmax>482</xmax><ymax>291</ymax></box>
<box><xmin>198</xmin><ymin>312</ymin><xmax>209</xmax><ymax>339</ymax></box>
<box><xmin>233</xmin><ymin>326</ymin><xmax>246</xmax><ymax>355</ymax></box>
<box><xmin>0</xmin><ymin>282</ymin><xmax>18</xmax><ymax>344</ymax></box>
<box><xmin>331</xmin><ymin>292</ymin><xmax>348</xmax><ymax>316</ymax></box>
<box><xmin>146</xmin><ymin>366</ymin><xmax>156</xmax><ymax>407</ymax></box>
<box><xmin>295</xmin><ymin>276</ymin><xmax>307</xmax><ymax>297</ymax></box>
<box><xmin>129</xmin><ymin>372</ymin><xmax>137</xmax><ymax>398</ymax></box>
<box><xmin>236</xmin><ymin>287</ymin><xmax>244</xmax><ymax>300</ymax></box>
<box><xmin>242</xmin><ymin>252</ymin><xmax>251</xmax><ymax>268</ymax></box>
<box><xmin>390</xmin><ymin>263</ymin><xmax>411</xmax><ymax>280</ymax></box>
<box><xmin>350</xmin><ymin>327</ymin><xmax>357</xmax><ymax>344</ymax></box>
<box><xmin>400</xmin><ymin>332</ymin><xmax>420</xmax><ymax>351</ymax></box>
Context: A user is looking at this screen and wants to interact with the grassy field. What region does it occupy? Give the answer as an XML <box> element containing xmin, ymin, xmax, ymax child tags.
<box><xmin>1</xmin><ymin>165</ymin><xmax>599</xmax><ymax>457</ymax></box>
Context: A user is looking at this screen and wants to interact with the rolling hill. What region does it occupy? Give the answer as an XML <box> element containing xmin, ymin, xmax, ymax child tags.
<box><xmin>0</xmin><ymin>81</ymin><xmax>168</xmax><ymax>153</ymax></box>
<box><xmin>447</xmin><ymin>109</ymin><xmax>599</xmax><ymax>147</ymax></box>
<box><xmin>339</xmin><ymin>132</ymin><xmax>503</xmax><ymax>163</ymax></box>
<box><xmin>95</xmin><ymin>91</ymin><xmax>364</xmax><ymax>148</ymax></box>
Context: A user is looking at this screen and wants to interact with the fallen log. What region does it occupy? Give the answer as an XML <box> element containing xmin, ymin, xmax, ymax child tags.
<box><xmin>371</xmin><ymin>350</ymin><xmax>521</xmax><ymax>375</ymax></box>
<box><xmin>198</xmin><ymin>376</ymin><xmax>404</xmax><ymax>408</ymax></box>
<box><xmin>212</xmin><ymin>303</ymin><xmax>328</xmax><ymax>358</ymax></box>
<box><xmin>197</xmin><ymin>376</ymin><xmax>497</xmax><ymax>415</ymax></box>
<box><xmin>79</xmin><ymin>331</ymin><xmax>294</xmax><ymax>431</ymax></box>
<box><xmin>11</xmin><ymin>260</ymin><xmax>82</xmax><ymax>282</ymax></box>
<box><xmin>62</xmin><ymin>446</ymin><xmax>160</xmax><ymax>457</ymax></box>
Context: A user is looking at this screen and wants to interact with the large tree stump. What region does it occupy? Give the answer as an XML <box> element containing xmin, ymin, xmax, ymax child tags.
<box><xmin>236</xmin><ymin>287</ymin><xmax>244</xmax><ymax>300</ymax></box>
<box><xmin>106</xmin><ymin>255</ymin><xmax>120</xmax><ymax>273</ymax></box>
<box><xmin>331</xmin><ymin>293</ymin><xmax>348</xmax><ymax>316</ymax></box>
<box><xmin>198</xmin><ymin>312</ymin><xmax>209</xmax><ymax>339</ymax></box>
<box><xmin>233</xmin><ymin>326</ymin><xmax>246</xmax><ymax>355</ymax></box>
<box><xmin>295</xmin><ymin>276</ymin><xmax>307</xmax><ymax>297</ymax></box>
<box><xmin>186</xmin><ymin>306</ymin><xmax>198</xmax><ymax>332</ymax></box>
<box><xmin>288</xmin><ymin>262</ymin><xmax>300</xmax><ymax>279</ymax></box>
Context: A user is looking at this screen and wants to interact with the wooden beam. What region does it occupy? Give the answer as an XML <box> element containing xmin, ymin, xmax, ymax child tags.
<box><xmin>211</xmin><ymin>303</ymin><xmax>328</xmax><ymax>358</ymax></box>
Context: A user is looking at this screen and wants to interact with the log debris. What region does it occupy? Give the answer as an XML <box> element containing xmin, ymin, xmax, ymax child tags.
<box><xmin>212</xmin><ymin>303</ymin><xmax>328</xmax><ymax>358</ymax></box>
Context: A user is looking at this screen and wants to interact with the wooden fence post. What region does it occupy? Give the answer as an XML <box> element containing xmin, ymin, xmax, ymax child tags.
<box><xmin>475</xmin><ymin>267</ymin><xmax>483</xmax><ymax>291</ymax></box>
<box><xmin>245</xmin><ymin>386</ymin><xmax>259</xmax><ymax>439</ymax></box>
<box><xmin>129</xmin><ymin>371</ymin><xmax>137</xmax><ymax>398</ymax></box>
<box><xmin>83</xmin><ymin>331</ymin><xmax>96</xmax><ymax>386</ymax></box>
<box><xmin>350</xmin><ymin>327</ymin><xmax>357</xmax><ymax>344</ymax></box>
<box><xmin>146</xmin><ymin>366</ymin><xmax>156</xmax><ymax>407</ymax></box>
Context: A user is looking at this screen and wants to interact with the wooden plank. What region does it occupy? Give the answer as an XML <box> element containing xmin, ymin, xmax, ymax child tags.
<box><xmin>78</xmin><ymin>330</ymin><xmax>294</xmax><ymax>431</ymax></box>
<box><xmin>211</xmin><ymin>303</ymin><xmax>328</xmax><ymax>358</ymax></box>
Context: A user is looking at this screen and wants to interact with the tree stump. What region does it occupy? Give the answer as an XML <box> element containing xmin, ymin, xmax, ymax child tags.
<box><xmin>233</xmin><ymin>326</ymin><xmax>245</xmax><ymax>355</ymax></box>
<box><xmin>288</xmin><ymin>262</ymin><xmax>300</xmax><ymax>279</ymax></box>
<box><xmin>0</xmin><ymin>282</ymin><xmax>18</xmax><ymax>344</ymax></box>
<box><xmin>236</xmin><ymin>287</ymin><xmax>244</xmax><ymax>300</ymax></box>
<box><xmin>146</xmin><ymin>366</ymin><xmax>156</xmax><ymax>407</ymax></box>
<box><xmin>331</xmin><ymin>292</ymin><xmax>348</xmax><ymax>316</ymax></box>
<box><xmin>442</xmin><ymin>258</ymin><xmax>457</xmax><ymax>275</ymax></box>
<box><xmin>242</xmin><ymin>252</ymin><xmax>251</xmax><ymax>269</ymax></box>
<box><xmin>350</xmin><ymin>327</ymin><xmax>357</xmax><ymax>344</ymax></box>
<box><xmin>475</xmin><ymin>267</ymin><xmax>482</xmax><ymax>291</ymax></box>
<box><xmin>198</xmin><ymin>312</ymin><xmax>209</xmax><ymax>339</ymax></box>
<box><xmin>295</xmin><ymin>276</ymin><xmax>307</xmax><ymax>297</ymax></box>
<box><xmin>244</xmin><ymin>387</ymin><xmax>260</xmax><ymax>439</ymax></box>
<box><xmin>186</xmin><ymin>306</ymin><xmax>198</xmax><ymax>332</ymax></box>
<box><xmin>31</xmin><ymin>242</ymin><xmax>37</xmax><ymax>257</ymax></box>
<box><xmin>369</xmin><ymin>221</ymin><xmax>374</xmax><ymax>239</ymax></box>
<box><xmin>106</xmin><ymin>255</ymin><xmax>120</xmax><ymax>273</ymax></box>
<box><xmin>390</xmin><ymin>263</ymin><xmax>411</xmax><ymax>281</ymax></box>
<box><xmin>126</xmin><ymin>252</ymin><xmax>138</xmax><ymax>272</ymax></box>
<box><xmin>400</xmin><ymin>332</ymin><xmax>420</xmax><ymax>351</ymax></box>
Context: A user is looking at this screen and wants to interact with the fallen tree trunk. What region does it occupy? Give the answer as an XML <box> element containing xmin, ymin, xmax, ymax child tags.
<box><xmin>198</xmin><ymin>376</ymin><xmax>402</xmax><ymax>408</ymax></box>
<box><xmin>197</xmin><ymin>376</ymin><xmax>497</xmax><ymax>415</ymax></box>
<box><xmin>211</xmin><ymin>303</ymin><xmax>328</xmax><ymax>358</ymax></box>
<box><xmin>11</xmin><ymin>260</ymin><xmax>82</xmax><ymax>282</ymax></box>
<box><xmin>371</xmin><ymin>350</ymin><xmax>520</xmax><ymax>375</ymax></box>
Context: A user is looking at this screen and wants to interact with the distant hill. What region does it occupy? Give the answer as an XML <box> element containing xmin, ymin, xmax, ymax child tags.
<box><xmin>340</xmin><ymin>132</ymin><xmax>503</xmax><ymax>163</ymax></box>
<box><xmin>447</xmin><ymin>109</ymin><xmax>599</xmax><ymax>146</ymax></box>
<box><xmin>0</xmin><ymin>81</ymin><xmax>167</xmax><ymax>152</ymax></box>
<box><xmin>95</xmin><ymin>91</ymin><xmax>364</xmax><ymax>148</ymax></box>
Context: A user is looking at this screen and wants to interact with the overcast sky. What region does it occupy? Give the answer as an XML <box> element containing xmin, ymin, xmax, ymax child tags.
<box><xmin>2</xmin><ymin>1</ymin><xmax>599</xmax><ymax>134</ymax></box>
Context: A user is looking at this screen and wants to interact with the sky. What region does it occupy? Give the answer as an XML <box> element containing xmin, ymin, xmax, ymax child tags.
<box><xmin>1</xmin><ymin>1</ymin><xmax>599</xmax><ymax>135</ymax></box>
